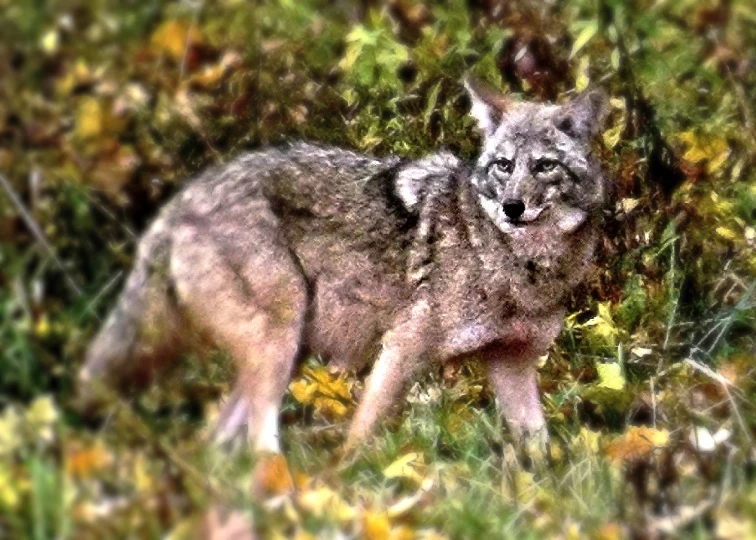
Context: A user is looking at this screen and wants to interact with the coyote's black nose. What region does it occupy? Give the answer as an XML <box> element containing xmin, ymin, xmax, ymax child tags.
<box><xmin>502</xmin><ymin>199</ymin><xmax>525</xmax><ymax>220</ymax></box>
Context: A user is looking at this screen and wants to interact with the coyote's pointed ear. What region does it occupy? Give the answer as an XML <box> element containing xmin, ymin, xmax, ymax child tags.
<box><xmin>554</xmin><ymin>89</ymin><xmax>609</xmax><ymax>140</ymax></box>
<box><xmin>463</xmin><ymin>75</ymin><xmax>510</xmax><ymax>136</ymax></box>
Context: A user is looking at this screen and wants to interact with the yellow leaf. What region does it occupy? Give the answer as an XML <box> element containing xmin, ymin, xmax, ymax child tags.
<box><xmin>35</xmin><ymin>316</ymin><xmax>50</xmax><ymax>338</ymax></box>
<box><xmin>363</xmin><ymin>512</ymin><xmax>391</xmax><ymax>540</ymax></box>
<box><xmin>577</xmin><ymin>427</ymin><xmax>601</xmax><ymax>453</ymax></box>
<box><xmin>289</xmin><ymin>380</ymin><xmax>317</xmax><ymax>404</ymax></box>
<box><xmin>583</xmin><ymin>302</ymin><xmax>619</xmax><ymax>346</ymax></box>
<box><xmin>716</xmin><ymin>226</ymin><xmax>739</xmax><ymax>241</ymax></box>
<box><xmin>390</xmin><ymin>525</ymin><xmax>415</xmax><ymax>540</ymax></box>
<box><xmin>313</xmin><ymin>397</ymin><xmax>348</xmax><ymax>419</ymax></box>
<box><xmin>383</xmin><ymin>452</ymin><xmax>426</xmax><ymax>484</ymax></box>
<box><xmin>610</xmin><ymin>48</ymin><xmax>620</xmax><ymax>70</ymax></box>
<box><xmin>0</xmin><ymin>466</ymin><xmax>20</xmax><ymax>509</ymax></box>
<box><xmin>133</xmin><ymin>454</ymin><xmax>153</xmax><ymax>492</ymax></box>
<box><xmin>596</xmin><ymin>363</ymin><xmax>625</xmax><ymax>391</ymax></box>
<box><xmin>0</xmin><ymin>408</ymin><xmax>21</xmax><ymax>456</ymax></box>
<box><xmin>575</xmin><ymin>56</ymin><xmax>590</xmax><ymax>92</ymax></box>
<box><xmin>151</xmin><ymin>20</ymin><xmax>203</xmax><ymax>61</ymax></box>
<box><xmin>602</xmin><ymin>124</ymin><xmax>623</xmax><ymax>149</ymax></box>
<box><xmin>26</xmin><ymin>396</ymin><xmax>59</xmax><ymax>444</ymax></box>
<box><xmin>40</xmin><ymin>29</ymin><xmax>59</xmax><ymax>55</ymax></box>
<box><xmin>570</xmin><ymin>20</ymin><xmax>599</xmax><ymax>59</ymax></box>
<box><xmin>605</xmin><ymin>426</ymin><xmax>669</xmax><ymax>462</ymax></box>
<box><xmin>75</xmin><ymin>98</ymin><xmax>104</xmax><ymax>140</ymax></box>
<box><xmin>677</xmin><ymin>130</ymin><xmax>730</xmax><ymax>174</ymax></box>
<box><xmin>289</xmin><ymin>364</ymin><xmax>354</xmax><ymax>418</ymax></box>
<box><xmin>297</xmin><ymin>486</ymin><xmax>357</xmax><ymax>521</ymax></box>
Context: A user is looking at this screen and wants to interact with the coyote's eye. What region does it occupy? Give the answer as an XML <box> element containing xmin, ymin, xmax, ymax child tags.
<box><xmin>533</xmin><ymin>159</ymin><xmax>560</xmax><ymax>174</ymax></box>
<box><xmin>488</xmin><ymin>158</ymin><xmax>514</xmax><ymax>176</ymax></box>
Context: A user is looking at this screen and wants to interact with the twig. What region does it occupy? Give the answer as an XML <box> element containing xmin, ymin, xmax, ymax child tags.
<box><xmin>705</xmin><ymin>281</ymin><xmax>755</xmax><ymax>356</ymax></box>
<box><xmin>0</xmin><ymin>172</ymin><xmax>83</xmax><ymax>296</ymax></box>
<box><xmin>650</xmin><ymin>378</ymin><xmax>657</xmax><ymax>428</ymax></box>
<box><xmin>82</xmin><ymin>190</ymin><xmax>137</xmax><ymax>239</ymax></box>
<box><xmin>684</xmin><ymin>358</ymin><xmax>751</xmax><ymax>443</ymax></box>
<box><xmin>648</xmin><ymin>498</ymin><xmax>715</xmax><ymax>535</ymax></box>
<box><xmin>80</xmin><ymin>270</ymin><xmax>123</xmax><ymax>322</ymax></box>
<box><xmin>662</xmin><ymin>240</ymin><xmax>678</xmax><ymax>354</ymax></box>
<box><xmin>180</xmin><ymin>0</ymin><xmax>205</xmax><ymax>81</ymax></box>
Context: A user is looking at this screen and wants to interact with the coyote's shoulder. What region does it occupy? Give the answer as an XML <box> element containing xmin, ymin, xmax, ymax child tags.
<box><xmin>80</xmin><ymin>79</ymin><xmax>610</xmax><ymax>456</ymax></box>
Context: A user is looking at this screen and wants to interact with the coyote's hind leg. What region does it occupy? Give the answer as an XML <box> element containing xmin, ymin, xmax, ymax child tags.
<box><xmin>171</xmin><ymin>220</ymin><xmax>307</xmax><ymax>454</ymax></box>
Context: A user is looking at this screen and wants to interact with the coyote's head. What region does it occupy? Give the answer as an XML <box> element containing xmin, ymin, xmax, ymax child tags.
<box><xmin>464</xmin><ymin>77</ymin><xmax>609</xmax><ymax>234</ymax></box>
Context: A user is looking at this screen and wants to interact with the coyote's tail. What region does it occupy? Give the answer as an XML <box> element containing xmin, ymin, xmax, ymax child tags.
<box><xmin>79</xmin><ymin>228</ymin><xmax>179</xmax><ymax>405</ymax></box>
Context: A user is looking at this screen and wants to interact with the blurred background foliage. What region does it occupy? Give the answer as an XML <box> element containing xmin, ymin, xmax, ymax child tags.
<box><xmin>0</xmin><ymin>0</ymin><xmax>754</xmax><ymax>538</ymax></box>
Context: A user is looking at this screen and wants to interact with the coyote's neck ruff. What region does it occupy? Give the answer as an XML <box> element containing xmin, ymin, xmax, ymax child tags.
<box><xmin>80</xmin><ymin>78</ymin><xmax>609</xmax><ymax>456</ymax></box>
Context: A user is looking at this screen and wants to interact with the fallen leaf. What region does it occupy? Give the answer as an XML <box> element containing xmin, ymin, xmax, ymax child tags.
<box><xmin>0</xmin><ymin>466</ymin><xmax>21</xmax><ymax>509</ymax></box>
<box><xmin>597</xmin><ymin>363</ymin><xmax>625</xmax><ymax>391</ymax></box>
<box><xmin>677</xmin><ymin>130</ymin><xmax>730</xmax><ymax>174</ymax></box>
<box><xmin>40</xmin><ymin>29</ymin><xmax>60</xmax><ymax>55</ymax></box>
<box><xmin>254</xmin><ymin>454</ymin><xmax>294</xmax><ymax>496</ymax></box>
<box><xmin>577</xmin><ymin>427</ymin><xmax>601</xmax><ymax>454</ymax></box>
<box><xmin>189</xmin><ymin>51</ymin><xmax>242</xmax><ymax>89</ymax></box>
<box><xmin>363</xmin><ymin>511</ymin><xmax>391</xmax><ymax>540</ymax></box>
<box><xmin>289</xmin><ymin>364</ymin><xmax>354</xmax><ymax>419</ymax></box>
<box><xmin>570</xmin><ymin>20</ymin><xmax>598</xmax><ymax>59</ymax></box>
<box><xmin>620</xmin><ymin>198</ymin><xmax>640</xmax><ymax>214</ymax></box>
<box><xmin>297</xmin><ymin>486</ymin><xmax>357</xmax><ymax>521</ymax></box>
<box><xmin>66</xmin><ymin>441</ymin><xmax>113</xmax><ymax>478</ymax></box>
<box><xmin>75</xmin><ymin>97</ymin><xmax>104</xmax><ymax>140</ymax></box>
<box><xmin>631</xmin><ymin>346</ymin><xmax>652</xmax><ymax>358</ymax></box>
<box><xmin>575</xmin><ymin>56</ymin><xmax>590</xmax><ymax>92</ymax></box>
<box><xmin>25</xmin><ymin>395</ymin><xmax>59</xmax><ymax>444</ymax></box>
<box><xmin>605</xmin><ymin>426</ymin><xmax>669</xmax><ymax>462</ymax></box>
<box><xmin>151</xmin><ymin>20</ymin><xmax>203</xmax><ymax>61</ymax></box>
<box><xmin>383</xmin><ymin>452</ymin><xmax>426</xmax><ymax>484</ymax></box>
<box><xmin>583</xmin><ymin>302</ymin><xmax>620</xmax><ymax>346</ymax></box>
<box><xmin>715</xmin><ymin>226</ymin><xmax>739</xmax><ymax>241</ymax></box>
<box><xmin>0</xmin><ymin>408</ymin><xmax>21</xmax><ymax>457</ymax></box>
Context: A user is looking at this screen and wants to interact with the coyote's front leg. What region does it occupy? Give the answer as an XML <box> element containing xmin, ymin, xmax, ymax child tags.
<box><xmin>346</xmin><ymin>300</ymin><xmax>431</xmax><ymax>448</ymax></box>
<box><xmin>485</xmin><ymin>349</ymin><xmax>547</xmax><ymax>445</ymax></box>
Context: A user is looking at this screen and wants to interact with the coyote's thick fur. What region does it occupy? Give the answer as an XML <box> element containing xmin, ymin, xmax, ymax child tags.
<box><xmin>80</xmin><ymin>78</ymin><xmax>609</xmax><ymax>453</ymax></box>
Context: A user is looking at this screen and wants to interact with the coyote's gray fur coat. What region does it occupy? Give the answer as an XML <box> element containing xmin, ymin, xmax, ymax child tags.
<box><xmin>80</xmin><ymin>78</ymin><xmax>609</xmax><ymax>452</ymax></box>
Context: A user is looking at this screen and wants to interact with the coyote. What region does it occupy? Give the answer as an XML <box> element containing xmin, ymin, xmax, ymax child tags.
<box><xmin>80</xmin><ymin>78</ymin><xmax>609</xmax><ymax>453</ymax></box>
